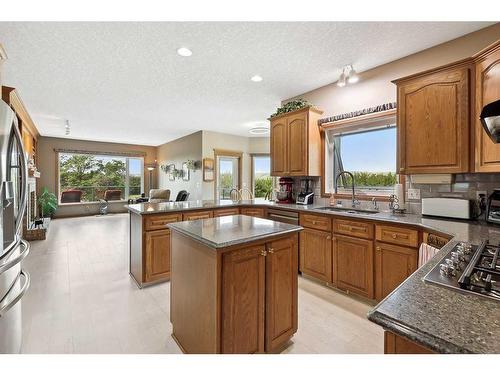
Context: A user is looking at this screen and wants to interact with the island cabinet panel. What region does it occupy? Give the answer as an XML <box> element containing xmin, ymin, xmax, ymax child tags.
<box><xmin>213</xmin><ymin>207</ymin><xmax>240</xmax><ymax>217</ymax></box>
<box><xmin>395</xmin><ymin>64</ymin><xmax>470</xmax><ymax>174</ymax></box>
<box><xmin>145</xmin><ymin>229</ymin><xmax>171</xmax><ymax>282</ymax></box>
<box><xmin>144</xmin><ymin>213</ymin><xmax>182</xmax><ymax>231</ymax></box>
<box><xmin>333</xmin><ymin>234</ymin><xmax>374</xmax><ymax>299</ymax></box>
<box><xmin>474</xmin><ymin>42</ymin><xmax>500</xmax><ymax>172</ymax></box>
<box><xmin>299</xmin><ymin>228</ymin><xmax>332</xmax><ymax>283</ymax></box>
<box><xmin>240</xmin><ymin>207</ymin><xmax>266</xmax><ymax>218</ymax></box>
<box><xmin>182</xmin><ymin>210</ymin><xmax>213</xmax><ymax>221</ymax></box>
<box><xmin>265</xmin><ymin>235</ymin><xmax>298</xmax><ymax>352</ymax></box>
<box><xmin>375</xmin><ymin>242</ymin><xmax>418</xmax><ymax>301</ymax></box>
<box><xmin>221</xmin><ymin>245</ymin><xmax>266</xmax><ymax>354</ymax></box>
<box><xmin>384</xmin><ymin>331</ymin><xmax>435</xmax><ymax>354</ymax></box>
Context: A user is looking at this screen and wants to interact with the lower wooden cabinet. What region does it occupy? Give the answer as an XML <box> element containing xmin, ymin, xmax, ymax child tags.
<box><xmin>333</xmin><ymin>234</ymin><xmax>374</xmax><ymax>299</ymax></box>
<box><xmin>145</xmin><ymin>229</ymin><xmax>171</xmax><ymax>282</ymax></box>
<box><xmin>375</xmin><ymin>242</ymin><xmax>418</xmax><ymax>301</ymax></box>
<box><xmin>384</xmin><ymin>331</ymin><xmax>435</xmax><ymax>354</ymax></box>
<box><xmin>221</xmin><ymin>235</ymin><xmax>298</xmax><ymax>353</ymax></box>
<box><xmin>182</xmin><ymin>210</ymin><xmax>213</xmax><ymax>221</ymax></box>
<box><xmin>213</xmin><ymin>207</ymin><xmax>240</xmax><ymax>217</ymax></box>
<box><xmin>240</xmin><ymin>207</ymin><xmax>266</xmax><ymax>218</ymax></box>
<box><xmin>299</xmin><ymin>228</ymin><xmax>332</xmax><ymax>283</ymax></box>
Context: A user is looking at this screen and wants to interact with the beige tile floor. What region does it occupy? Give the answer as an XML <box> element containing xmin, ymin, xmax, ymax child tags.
<box><xmin>20</xmin><ymin>213</ymin><xmax>383</xmax><ymax>354</ymax></box>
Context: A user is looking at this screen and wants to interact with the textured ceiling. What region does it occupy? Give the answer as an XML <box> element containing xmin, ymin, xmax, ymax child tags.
<box><xmin>0</xmin><ymin>22</ymin><xmax>492</xmax><ymax>146</ymax></box>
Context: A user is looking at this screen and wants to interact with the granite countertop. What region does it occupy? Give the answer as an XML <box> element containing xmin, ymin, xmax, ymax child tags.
<box><xmin>167</xmin><ymin>214</ymin><xmax>302</xmax><ymax>249</ymax></box>
<box><xmin>128</xmin><ymin>199</ymin><xmax>500</xmax><ymax>352</ymax></box>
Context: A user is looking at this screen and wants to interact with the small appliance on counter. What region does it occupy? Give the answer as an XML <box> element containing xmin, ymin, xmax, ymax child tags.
<box><xmin>486</xmin><ymin>189</ymin><xmax>500</xmax><ymax>224</ymax></box>
<box><xmin>276</xmin><ymin>177</ymin><xmax>294</xmax><ymax>204</ymax></box>
<box><xmin>296</xmin><ymin>178</ymin><xmax>314</xmax><ymax>205</ymax></box>
<box><xmin>421</xmin><ymin>197</ymin><xmax>472</xmax><ymax>220</ymax></box>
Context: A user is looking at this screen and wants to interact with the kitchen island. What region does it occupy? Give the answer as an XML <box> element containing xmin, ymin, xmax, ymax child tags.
<box><xmin>167</xmin><ymin>215</ymin><xmax>302</xmax><ymax>354</ymax></box>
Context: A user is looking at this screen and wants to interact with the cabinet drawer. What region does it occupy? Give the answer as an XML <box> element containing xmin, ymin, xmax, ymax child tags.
<box><xmin>240</xmin><ymin>207</ymin><xmax>266</xmax><ymax>218</ymax></box>
<box><xmin>376</xmin><ymin>225</ymin><xmax>418</xmax><ymax>247</ymax></box>
<box><xmin>333</xmin><ymin>219</ymin><xmax>373</xmax><ymax>239</ymax></box>
<box><xmin>213</xmin><ymin>207</ymin><xmax>240</xmax><ymax>217</ymax></box>
<box><xmin>182</xmin><ymin>210</ymin><xmax>214</xmax><ymax>221</ymax></box>
<box><xmin>144</xmin><ymin>213</ymin><xmax>182</xmax><ymax>231</ymax></box>
<box><xmin>300</xmin><ymin>214</ymin><xmax>331</xmax><ymax>231</ymax></box>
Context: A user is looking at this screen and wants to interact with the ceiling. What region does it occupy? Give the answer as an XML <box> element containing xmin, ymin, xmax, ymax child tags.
<box><xmin>0</xmin><ymin>22</ymin><xmax>492</xmax><ymax>146</ymax></box>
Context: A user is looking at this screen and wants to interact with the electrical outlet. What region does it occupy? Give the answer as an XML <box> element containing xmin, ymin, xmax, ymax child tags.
<box><xmin>407</xmin><ymin>188</ymin><xmax>420</xmax><ymax>200</ymax></box>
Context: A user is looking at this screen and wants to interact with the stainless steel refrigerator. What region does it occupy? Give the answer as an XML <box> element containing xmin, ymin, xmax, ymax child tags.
<box><xmin>0</xmin><ymin>99</ymin><xmax>30</xmax><ymax>354</ymax></box>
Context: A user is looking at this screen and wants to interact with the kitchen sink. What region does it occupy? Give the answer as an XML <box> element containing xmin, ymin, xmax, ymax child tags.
<box><xmin>315</xmin><ymin>206</ymin><xmax>379</xmax><ymax>215</ymax></box>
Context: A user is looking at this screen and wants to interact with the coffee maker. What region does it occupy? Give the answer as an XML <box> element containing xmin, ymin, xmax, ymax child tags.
<box><xmin>486</xmin><ymin>189</ymin><xmax>500</xmax><ymax>224</ymax></box>
<box><xmin>296</xmin><ymin>178</ymin><xmax>314</xmax><ymax>205</ymax></box>
<box><xmin>276</xmin><ymin>177</ymin><xmax>294</xmax><ymax>204</ymax></box>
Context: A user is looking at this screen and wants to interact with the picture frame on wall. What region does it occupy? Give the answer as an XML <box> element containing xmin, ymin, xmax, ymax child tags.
<box><xmin>182</xmin><ymin>162</ymin><xmax>190</xmax><ymax>181</ymax></box>
<box><xmin>168</xmin><ymin>164</ymin><xmax>175</xmax><ymax>181</ymax></box>
<box><xmin>203</xmin><ymin>158</ymin><xmax>214</xmax><ymax>182</ymax></box>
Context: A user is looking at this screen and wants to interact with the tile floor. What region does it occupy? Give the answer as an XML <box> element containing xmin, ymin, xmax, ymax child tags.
<box><xmin>20</xmin><ymin>213</ymin><xmax>383</xmax><ymax>354</ymax></box>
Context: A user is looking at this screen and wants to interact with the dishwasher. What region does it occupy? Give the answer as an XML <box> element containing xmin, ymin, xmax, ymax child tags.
<box><xmin>267</xmin><ymin>208</ymin><xmax>299</xmax><ymax>225</ymax></box>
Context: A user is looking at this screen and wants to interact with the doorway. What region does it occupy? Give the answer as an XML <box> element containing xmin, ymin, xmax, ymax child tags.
<box><xmin>214</xmin><ymin>149</ymin><xmax>242</xmax><ymax>200</ymax></box>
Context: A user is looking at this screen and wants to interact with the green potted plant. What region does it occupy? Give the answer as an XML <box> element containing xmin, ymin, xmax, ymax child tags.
<box><xmin>38</xmin><ymin>187</ymin><xmax>58</xmax><ymax>218</ymax></box>
<box><xmin>270</xmin><ymin>98</ymin><xmax>310</xmax><ymax>118</ymax></box>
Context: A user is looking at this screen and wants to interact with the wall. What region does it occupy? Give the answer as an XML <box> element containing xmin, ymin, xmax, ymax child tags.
<box><xmin>157</xmin><ymin>131</ymin><xmax>203</xmax><ymax>201</ymax></box>
<box><xmin>37</xmin><ymin>136</ymin><xmax>157</xmax><ymax>217</ymax></box>
<box><xmin>285</xmin><ymin>24</ymin><xmax>500</xmax><ymax>211</ymax></box>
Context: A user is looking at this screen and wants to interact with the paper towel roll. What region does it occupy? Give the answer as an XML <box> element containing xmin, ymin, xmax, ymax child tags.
<box><xmin>394</xmin><ymin>183</ymin><xmax>405</xmax><ymax>205</ymax></box>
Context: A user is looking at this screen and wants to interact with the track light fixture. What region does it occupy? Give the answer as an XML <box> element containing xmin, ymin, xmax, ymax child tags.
<box><xmin>65</xmin><ymin>120</ymin><xmax>71</xmax><ymax>135</ymax></box>
<box><xmin>337</xmin><ymin>65</ymin><xmax>359</xmax><ymax>87</ymax></box>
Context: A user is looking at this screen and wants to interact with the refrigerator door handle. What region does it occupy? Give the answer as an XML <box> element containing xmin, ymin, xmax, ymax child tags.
<box><xmin>0</xmin><ymin>269</ymin><xmax>30</xmax><ymax>318</ymax></box>
<box><xmin>0</xmin><ymin>240</ymin><xmax>30</xmax><ymax>274</ymax></box>
<box><xmin>10</xmin><ymin>118</ymin><xmax>28</xmax><ymax>237</ymax></box>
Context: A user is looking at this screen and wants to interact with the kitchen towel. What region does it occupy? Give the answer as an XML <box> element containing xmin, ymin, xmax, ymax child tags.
<box><xmin>418</xmin><ymin>242</ymin><xmax>440</xmax><ymax>267</ymax></box>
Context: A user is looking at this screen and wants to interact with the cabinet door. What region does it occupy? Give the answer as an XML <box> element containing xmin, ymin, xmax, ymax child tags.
<box><xmin>287</xmin><ymin>111</ymin><xmax>308</xmax><ymax>176</ymax></box>
<box><xmin>221</xmin><ymin>245</ymin><xmax>266</xmax><ymax>354</ymax></box>
<box><xmin>240</xmin><ymin>207</ymin><xmax>266</xmax><ymax>218</ymax></box>
<box><xmin>182</xmin><ymin>210</ymin><xmax>213</xmax><ymax>221</ymax></box>
<box><xmin>398</xmin><ymin>67</ymin><xmax>470</xmax><ymax>174</ymax></box>
<box><xmin>270</xmin><ymin>118</ymin><xmax>287</xmax><ymax>175</ymax></box>
<box><xmin>333</xmin><ymin>234</ymin><xmax>374</xmax><ymax>299</ymax></box>
<box><xmin>213</xmin><ymin>208</ymin><xmax>240</xmax><ymax>217</ymax></box>
<box><xmin>265</xmin><ymin>235</ymin><xmax>298</xmax><ymax>352</ymax></box>
<box><xmin>299</xmin><ymin>228</ymin><xmax>332</xmax><ymax>283</ymax></box>
<box><xmin>145</xmin><ymin>229</ymin><xmax>171</xmax><ymax>282</ymax></box>
<box><xmin>375</xmin><ymin>242</ymin><xmax>417</xmax><ymax>301</ymax></box>
<box><xmin>475</xmin><ymin>44</ymin><xmax>500</xmax><ymax>172</ymax></box>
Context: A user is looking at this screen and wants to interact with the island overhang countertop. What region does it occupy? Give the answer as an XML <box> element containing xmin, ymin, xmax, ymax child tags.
<box><xmin>167</xmin><ymin>214</ymin><xmax>303</xmax><ymax>248</ymax></box>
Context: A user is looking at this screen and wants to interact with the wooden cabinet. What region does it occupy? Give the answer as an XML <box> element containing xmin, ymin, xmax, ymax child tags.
<box><xmin>300</xmin><ymin>213</ymin><xmax>332</xmax><ymax>231</ymax></box>
<box><xmin>394</xmin><ymin>63</ymin><xmax>471</xmax><ymax>174</ymax></box>
<box><xmin>375</xmin><ymin>224</ymin><xmax>418</xmax><ymax>248</ymax></box>
<box><xmin>182</xmin><ymin>210</ymin><xmax>213</xmax><ymax>221</ymax></box>
<box><xmin>222</xmin><ymin>245</ymin><xmax>266</xmax><ymax>354</ymax></box>
<box><xmin>265</xmin><ymin>236</ymin><xmax>298</xmax><ymax>352</ymax></box>
<box><xmin>333</xmin><ymin>234</ymin><xmax>374</xmax><ymax>299</ymax></box>
<box><xmin>144</xmin><ymin>213</ymin><xmax>182</xmax><ymax>231</ymax></box>
<box><xmin>213</xmin><ymin>207</ymin><xmax>240</xmax><ymax>217</ymax></box>
<box><xmin>375</xmin><ymin>242</ymin><xmax>418</xmax><ymax>301</ymax></box>
<box><xmin>474</xmin><ymin>41</ymin><xmax>500</xmax><ymax>172</ymax></box>
<box><xmin>384</xmin><ymin>331</ymin><xmax>435</xmax><ymax>354</ymax></box>
<box><xmin>299</xmin><ymin>228</ymin><xmax>332</xmax><ymax>283</ymax></box>
<box><xmin>145</xmin><ymin>229</ymin><xmax>172</xmax><ymax>282</ymax></box>
<box><xmin>240</xmin><ymin>207</ymin><xmax>266</xmax><ymax>218</ymax></box>
<box><xmin>333</xmin><ymin>218</ymin><xmax>374</xmax><ymax>240</ymax></box>
<box><xmin>269</xmin><ymin>106</ymin><xmax>323</xmax><ymax>177</ymax></box>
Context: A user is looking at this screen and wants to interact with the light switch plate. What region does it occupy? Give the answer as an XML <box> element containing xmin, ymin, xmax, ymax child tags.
<box><xmin>407</xmin><ymin>188</ymin><xmax>421</xmax><ymax>200</ymax></box>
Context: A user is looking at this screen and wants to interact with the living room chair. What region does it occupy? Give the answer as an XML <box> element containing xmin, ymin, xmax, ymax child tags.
<box><xmin>175</xmin><ymin>190</ymin><xmax>190</xmax><ymax>202</ymax></box>
<box><xmin>149</xmin><ymin>189</ymin><xmax>171</xmax><ymax>203</ymax></box>
<box><xmin>104</xmin><ymin>189</ymin><xmax>122</xmax><ymax>201</ymax></box>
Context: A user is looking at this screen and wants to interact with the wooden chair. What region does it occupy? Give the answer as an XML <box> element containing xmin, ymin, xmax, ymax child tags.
<box><xmin>104</xmin><ymin>189</ymin><xmax>122</xmax><ymax>201</ymax></box>
<box><xmin>238</xmin><ymin>188</ymin><xmax>254</xmax><ymax>200</ymax></box>
<box><xmin>60</xmin><ymin>189</ymin><xmax>83</xmax><ymax>203</ymax></box>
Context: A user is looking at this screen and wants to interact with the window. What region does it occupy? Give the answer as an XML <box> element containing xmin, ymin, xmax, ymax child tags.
<box><xmin>58</xmin><ymin>152</ymin><xmax>144</xmax><ymax>203</ymax></box>
<box><xmin>251</xmin><ymin>154</ymin><xmax>272</xmax><ymax>199</ymax></box>
<box><xmin>324</xmin><ymin>119</ymin><xmax>397</xmax><ymax>197</ymax></box>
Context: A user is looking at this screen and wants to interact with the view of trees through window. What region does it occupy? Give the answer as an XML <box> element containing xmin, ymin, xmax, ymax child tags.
<box><xmin>59</xmin><ymin>153</ymin><xmax>143</xmax><ymax>202</ymax></box>
<box><xmin>253</xmin><ymin>155</ymin><xmax>272</xmax><ymax>198</ymax></box>
<box><xmin>334</xmin><ymin>127</ymin><xmax>397</xmax><ymax>193</ymax></box>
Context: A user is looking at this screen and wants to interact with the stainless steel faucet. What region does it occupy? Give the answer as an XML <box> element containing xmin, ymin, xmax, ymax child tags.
<box><xmin>335</xmin><ymin>171</ymin><xmax>359</xmax><ymax>208</ymax></box>
<box><xmin>372</xmin><ymin>197</ymin><xmax>379</xmax><ymax>211</ymax></box>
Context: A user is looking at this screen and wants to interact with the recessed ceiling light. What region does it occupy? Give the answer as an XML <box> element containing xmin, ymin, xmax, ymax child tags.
<box><xmin>177</xmin><ymin>47</ymin><xmax>192</xmax><ymax>57</ymax></box>
<box><xmin>251</xmin><ymin>75</ymin><xmax>263</xmax><ymax>82</ymax></box>
<box><xmin>249</xmin><ymin>126</ymin><xmax>269</xmax><ymax>135</ymax></box>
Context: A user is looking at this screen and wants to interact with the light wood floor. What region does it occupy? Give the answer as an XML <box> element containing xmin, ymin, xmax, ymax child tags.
<box><xmin>20</xmin><ymin>214</ymin><xmax>383</xmax><ymax>354</ymax></box>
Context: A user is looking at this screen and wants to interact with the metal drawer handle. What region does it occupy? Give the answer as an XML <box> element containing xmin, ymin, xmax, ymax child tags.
<box><xmin>0</xmin><ymin>269</ymin><xmax>30</xmax><ymax>317</ymax></box>
<box><xmin>0</xmin><ymin>239</ymin><xmax>30</xmax><ymax>274</ymax></box>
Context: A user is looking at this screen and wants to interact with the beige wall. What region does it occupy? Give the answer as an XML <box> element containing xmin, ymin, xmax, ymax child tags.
<box><xmin>287</xmin><ymin>23</ymin><xmax>500</xmax><ymax>117</ymax></box>
<box><xmin>157</xmin><ymin>131</ymin><xmax>203</xmax><ymax>201</ymax></box>
<box><xmin>37</xmin><ymin>136</ymin><xmax>157</xmax><ymax>217</ymax></box>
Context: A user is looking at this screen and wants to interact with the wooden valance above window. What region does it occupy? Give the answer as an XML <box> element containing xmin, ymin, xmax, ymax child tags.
<box><xmin>319</xmin><ymin>102</ymin><xmax>397</xmax><ymax>134</ymax></box>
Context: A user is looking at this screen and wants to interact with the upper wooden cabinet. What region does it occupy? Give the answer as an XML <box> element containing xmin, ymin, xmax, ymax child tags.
<box><xmin>394</xmin><ymin>62</ymin><xmax>471</xmax><ymax>174</ymax></box>
<box><xmin>473</xmin><ymin>41</ymin><xmax>500</xmax><ymax>172</ymax></box>
<box><xmin>269</xmin><ymin>106</ymin><xmax>323</xmax><ymax>177</ymax></box>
